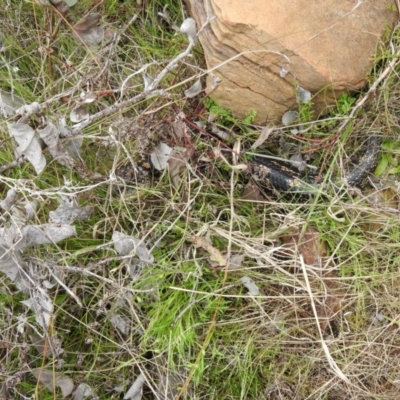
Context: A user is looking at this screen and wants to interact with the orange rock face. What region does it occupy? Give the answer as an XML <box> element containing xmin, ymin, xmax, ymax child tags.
<box><xmin>186</xmin><ymin>0</ymin><xmax>398</xmax><ymax>123</ymax></box>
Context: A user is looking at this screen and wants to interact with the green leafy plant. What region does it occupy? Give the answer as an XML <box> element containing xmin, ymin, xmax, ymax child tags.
<box><xmin>204</xmin><ymin>97</ymin><xmax>257</xmax><ymax>131</ymax></box>
<box><xmin>336</xmin><ymin>92</ymin><xmax>357</xmax><ymax>115</ymax></box>
<box><xmin>297</xmin><ymin>99</ymin><xmax>314</xmax><ymax>123</ymax></box>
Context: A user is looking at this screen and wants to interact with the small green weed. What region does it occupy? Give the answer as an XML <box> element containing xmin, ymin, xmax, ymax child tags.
<box><xmin>204</xmin><ymin>97</ymin><xmax>257</xmax><ymax>131</ymax></box>
<box><xmin>336</xmin><ymin>92</ymin><xmax>357</xmax><ymax>115</ymax></box>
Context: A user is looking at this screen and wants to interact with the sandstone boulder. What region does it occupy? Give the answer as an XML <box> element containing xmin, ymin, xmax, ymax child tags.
<box><xmin>185</xmin><ymin>0</ymin><xmax>398</xmax><ymax>123</ymax></box>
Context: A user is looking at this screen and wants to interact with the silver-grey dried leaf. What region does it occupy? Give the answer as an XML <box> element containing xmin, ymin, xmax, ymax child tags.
<box><xmin>4</xmin><ymin>201</ymin><xmax>37</xmax><ymax>225</ymax></box>
<box><xmin>31</xmin><ymin>369</ymin><xmax>74</xmax><ymax>398</ymax></box>
<box><xmin>297</xmin><ymin>86</ymin><xmax>311</xmax><ymax>103</ymax></box>
<box><xmin>180</xmin><ymin>17</ymin><xmax>197</xmax><ymax>45</ymax></box>
<box><xmin>49</xmin><ymin>204</ymin><xmax>92</xmax><ymax>224</ymax></box>
<box><xmin>150</xmin><ymin>142</ymin><xmax>172</xmax><ymax>171</ymax></box>
<box><xmin>73</xmin><ymin>383</ymin><xmax>98</xmax><ymax>400</ymax></box>
<box><xmin>0</xmin><ymin>244</ymin><xmax>21</xmax><ymax>283</ymax></box>
<box><xmin>73</xmin><ymin>14</ymin><xmax>104</xmax><ymax>46</ymax></box>
<box><xmin>58</xmin><ymin>118</ymin><xmax>72</xmax><ymax>137</ymax></box>
<box><xmin>0</xmin><ymin>90</ymin><xmax>24</xmax><ymax>117</ymax></box>
<box><xmin>30</xmin><ymin>333</ymin><xmax>63</xmax><ymax>356</ymax></box>
<box><xmin>229</xmin><ymin>254</ymin><xmax>244</xmax><ymax>270</ymax></box>
<box><xmin>211</xmin><ymin>75</ymin><xmax>222</xmax><ymax>90</ymax></box>
<box><xmin>279</xmin><ymin>65</ymin><xmax>289</xmax><ymax>78</ymax></box>
<box><xmin>22</xmin><ymin>291</ymin><xmax>53</xmax><ymax>329</ymax></box>
<box><xmin>282</xmin><ymin>110</ymin><xmax>298</xmax><ymax>126</ymax></box>
<box><xmin>110</xmin><ymin>313</ymin><xmax>130</xmax><ymax>335</ymax></box>
<box><xmin>8</xmin><ymin>122</ymin><xmax>46</xmax><ymax>174</ymax></box>
<box><xmin>15</xmin><ymin>102</ymin><xmax>41</xmax><ymax>117</ymax></box>
<box><xmin>42</xmin><ymin>279</ymin><xmax>57</xmax><ymax>289</ymax></box>
<box><xmin>0</xmin><ymin>224</ymin><xmax>76</xmax><ymax>250</ymax></box>
<box><xmin>8</xmin><ymin>122</ymin><xmax>35</xmax><ymax>149</ymax></box>
<box><xmin>70</xmin><ymin>106</ymin><xmax>89</xmax><ymax>123</ymax></box>
<box><xmin>143</xmin><ymin>73</ymin><xmax>154</xmax><ymax>91</ymax></box>
<box><xmin>75</xmin><ymin>26</ymin><xmax>104</xmax><ymax>46</ymax></box>
<box><xmin>240</xmin><ymin>276</ymin><xmax>259</xmax><ymax>296</ymax></box>
<box><xmin>25</xmin><ymin>225</ymin><xmax>76</xmax><ymax>248</ymax></box>
<box><xmin>210</xmin><ymin>124</ymin><xmax>232</xmax><ymax>141</ymax></box>
<box><xmin>80</xmin><ymin>92</ymin><xmax>96</xmax><ymax>104</ymax></box>
<box><xmin>124</xmin><ymin>373</ymin><xmax>145</xmax><ymax>400</ymax></box>
<box><xmin>0</xmin><ymin>224</ymin><xmax>18</xmax><ymax>248</ymax></box>
<box><xmin>64</xmin><ymin>136</ymin><xmax>83</xmax><ymax>160</ymax></box>
<box><xmin>112</xmin><ymin>231</ymin><xmax>154</xmax><ymax>263</ymax></box>
<box><xmin>0</xmin><ymin>188</ymin><xmax>18</xmax><ymax>211</ymax></box>
<box><xmin>21</xmin><ymin>201</ymin><xmax>37</xmax><ymax>221</ymax></box>
<box><xmin>30</xmin><ymin>333</ymin><xmax>47</xmax><ymax>355</ymax></box>
<box><xmin>38</xmin><ymin>122</ymin><xmax>76</xmax><ymax>168</ymax></box>
<box><xmin>127</xmin><ymin>259</ymin><xmax>145</xmax><ymax>281</ymax></box>
<box><xmin>184</xmin><ymin>79</ymin><xmax>202</xmax><ymax>98</ymax></box>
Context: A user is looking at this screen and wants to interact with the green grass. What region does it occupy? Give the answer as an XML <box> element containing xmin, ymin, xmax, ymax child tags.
<box><xmin>2</xmin><ymin>1</ymin><xmax>400</xmax><ymax>399</ymax></box>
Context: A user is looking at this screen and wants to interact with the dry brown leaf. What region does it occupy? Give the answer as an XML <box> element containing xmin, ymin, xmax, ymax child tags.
<box><xmin>241</xmin><ymin>183</ymin><xmax>266</xmax><ymax>202</ymax></box>
<box><xmin>362</xmin><ymin>187</ymin><xmax>399</xmax><ymax>232</ymax></box>
<box><xmin>191</xmin><ymin>235</ymin><xmax>227</xmax><ymax>267</ymax></box>
<box><xmin>251</xmin><ymin>125</ymin><xmax>275</xmax><ymax>150</ymax></box>
<box><xmin>168</xmin><ymin>147</ymin><xmax>194</xmax><ymax>188</ymax></box>
<box><xmin>73</xmin><ymin>13</ymin><xmax>101</xmax><ymax>32</ymax></box>
<box><xmin>51</xmin><ymin>0</ymin><xmax>69</xmax><ymax>15</ymax></box>
<box><xmin>280</xmin><ymin>226</ymin><xmax>344</xmax><ymax>331</ymax></box>
<box><xmin>171</xmin><ymin>114</ymin><xmax>190</xmax><ymax>141</ymax></box>
<box><xmin>73</xmin><ymin>13</ymin><xmax>104</xmax><ymax>46</ymax></box>
<box><xmin>315</xmin><ymin>289</ymin><xmax>343</xmax><ymax>332</ymax></box>
<box><xmin>280</xmin><ymin>226</ymin><xmax>327</xmax><ymax>266</ymax></box>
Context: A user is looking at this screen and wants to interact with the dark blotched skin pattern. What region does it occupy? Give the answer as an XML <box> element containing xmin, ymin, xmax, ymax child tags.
<box><xmin>250</xmin><ymin>136</ymin><xmax>381</xmax><ymax>193</ymax></box>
